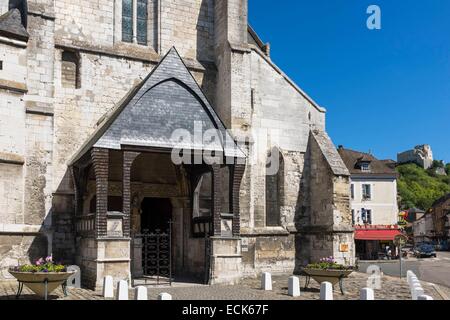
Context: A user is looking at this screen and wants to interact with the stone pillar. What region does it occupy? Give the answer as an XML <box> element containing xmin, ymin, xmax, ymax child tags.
<box><xmin>91</xmin><ymin>148</ymin><xmax>109</xmax><ymax>238</ymax></box>
<box><xmin>211</xmin><ymin>164</ymin><xmax>222</xmax><ymax>236</ymax></box>
<box><xmin>232</xmin><ymin>164</ymin><xmax>245</xmax><ymax>236</ymax></box>
<box><xmin>123</xmin><ymin>151</ymin><xmax>140</xmax><ymax>237</ymax></box>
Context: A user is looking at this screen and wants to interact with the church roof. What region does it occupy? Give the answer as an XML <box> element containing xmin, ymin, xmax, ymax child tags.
<box><xmin>69</xmin><ymin>47</ymin><xmax>245</xmax><ymax>165</ymax></box>
<box><xmin>0</xmin><ymin>9</ymin><xmax>29</xmax><ymax>42</ymax></box>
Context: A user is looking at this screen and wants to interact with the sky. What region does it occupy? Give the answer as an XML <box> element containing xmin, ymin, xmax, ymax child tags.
<box><xmin>249</xmin><ymin>0</ymin><xmax>450</xmax><ymax>162</ymax></box>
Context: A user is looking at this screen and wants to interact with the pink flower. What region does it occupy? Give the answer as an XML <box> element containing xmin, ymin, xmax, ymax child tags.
<box><xmin>45</xmin><ymin>255</ymin><xmax>53</xmax><ymax>263</ymax></box>
<box><xmin>35</xmin><ymin>258</ymin><xmax>44</xmax><ymax>266</ymax></box>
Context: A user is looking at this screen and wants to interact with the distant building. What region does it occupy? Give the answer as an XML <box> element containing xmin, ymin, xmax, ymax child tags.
<box><xmin>338</xmin><ymin>147</ymin><xmax>401</xmax><ymax>260</ymax></box>
<box><xmin>404</xmin><ymin>208</ymin><xmax>425</xmax><ymax>239</ymax></box>
<box><xmin>413</xmin><ymin>194</ymin><xmax>450</xmax><ymax>246</ymax></box>
<box><xmin>413</xmin><ymin>215</ymin><xmax>427</xmax><ymax>243</ymax></box>
<box><xmin>429</xmin><ymin>194</ymin><xmax>450</xmax><ymax>242</ymax></box>
<box><xmin>397</xmin><ymin>145</ymin><xmax>434</xmax><ymax>169</ymax></box>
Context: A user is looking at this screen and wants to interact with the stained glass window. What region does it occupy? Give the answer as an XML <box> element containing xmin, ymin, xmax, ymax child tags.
<box><xmin>137</xmin><ymin>0</ymin><xmax>148</xmax><ymax>45</ymax></box>
<box><xmin>122</xmin><ymin>0</ymin><xmax>133</xmax><ymax>43</ymax></box>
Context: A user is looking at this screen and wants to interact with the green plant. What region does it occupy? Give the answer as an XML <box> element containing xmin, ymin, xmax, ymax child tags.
<box><xmin>9</xmin><ymin>255</ymin><xmax>67</xmax><ymax>273</ymax></box>
<box><xmin>305</xmin><ymin>257</ymin><xmax>353</xmax><ymax>270</ymax></box>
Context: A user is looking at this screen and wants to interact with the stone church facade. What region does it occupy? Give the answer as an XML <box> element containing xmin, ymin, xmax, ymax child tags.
<box><xmin>0</xmin><ymin>0</ymin><xmax>354</xmax><ymax>289</ymax></box>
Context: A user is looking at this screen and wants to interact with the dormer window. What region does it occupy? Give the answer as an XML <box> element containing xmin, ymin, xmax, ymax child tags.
<box><xmin>361</xmin><ymin>162</ymin><xmax>371</xmax><ymax>172</ymax></box>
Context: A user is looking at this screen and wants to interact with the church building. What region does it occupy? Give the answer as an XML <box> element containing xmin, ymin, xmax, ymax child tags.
<box><xmin>0</xmin><ymin>0</ymin><xmax>354</xmax><ymax>289</ymax></box>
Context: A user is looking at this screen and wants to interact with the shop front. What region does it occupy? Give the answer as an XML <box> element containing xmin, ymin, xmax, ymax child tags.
<box><xmin>355</xmin><ymin>225</ymin><xmax>402</xmax><ymax>260</ymax></box>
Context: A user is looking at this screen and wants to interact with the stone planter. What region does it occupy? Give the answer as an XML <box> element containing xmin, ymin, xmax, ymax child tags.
<box><xmin>302</xmin><ymin>268</ymin><xmax>353</xmax><ymax>294</ymax></box>
<box><xmin>9</xmin><ymin>270</ymin><xmax>75</xmax><ymax>299</ymax></box>
<box><xmin>302</xmin><ymin>268</ymin><xmax>353</xmax><ymax>285</ymax></box>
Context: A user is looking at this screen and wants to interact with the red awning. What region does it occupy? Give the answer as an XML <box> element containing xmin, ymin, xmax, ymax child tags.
<box><xmin>355</xmin><ymin>229</ymin><xmax>402</xmax><ymax>241</ymax></box>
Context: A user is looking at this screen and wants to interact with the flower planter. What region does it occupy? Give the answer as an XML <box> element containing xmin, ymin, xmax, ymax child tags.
<box><xmin>302</xmin><ymin>268</ymin><xmax>353</xmax><ymax>295</ymax></box>
<box><xmin>302</xmin><ymin>268</ymin><xmax>353</xmax><ymax>285</ymax></box>
<box><xmin>9</xmin><ymin>270</ymin><xmax>75</xmax><ymax>299</ymax></box>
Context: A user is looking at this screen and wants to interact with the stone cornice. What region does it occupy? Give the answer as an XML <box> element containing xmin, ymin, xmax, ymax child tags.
<box><xmin>54</xmin><ymin>41</ymin><xmax>210</xmax><ymax>72</ymax></box>
<box><xmin>0</xmin><ymin>152</ymin><xmax>25</xmax><ymax>165</ymax></box>
<box><xmin>0</xmin><ymin>79</ymin><xmax>27</xmax><ymax>94</ymax></box>
<box><xmin>0</xmin><ymin>223</ymin><xmax>44</xmax><ymax>234</ymax></box>
<box><xmin>0</xmin><ymin>35</ymin><xmax>27</xmax><ymax>48</ymax></box>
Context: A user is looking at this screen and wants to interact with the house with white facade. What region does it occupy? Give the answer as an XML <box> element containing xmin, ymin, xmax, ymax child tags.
<box><xmin>338</xmin><ymin>147</ymin><xmax>401</xmax><ymax>260</ymax></box>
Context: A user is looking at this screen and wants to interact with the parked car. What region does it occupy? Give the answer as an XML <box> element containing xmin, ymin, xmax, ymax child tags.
<box><xmin>414</xmin><ymin>244</ymin><xmax>437</xmax><ymax>258</ymax></box>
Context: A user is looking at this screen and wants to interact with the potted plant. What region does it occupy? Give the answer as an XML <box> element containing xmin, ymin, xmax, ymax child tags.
<box><xmin>302</xmin><ymin>257</ymin><xmax>354</xmax><ymax>294</ymax></box>
<box><xmin>8</xmin><ymin>255</ymin><xmax>75</xmax><ymax>300</ymax></box>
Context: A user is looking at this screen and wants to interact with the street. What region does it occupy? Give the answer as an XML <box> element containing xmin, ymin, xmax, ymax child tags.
<box><xmin>358</xmin><ymin>251</ymin><xmax>450</xmax><ymax>289</ymax></box>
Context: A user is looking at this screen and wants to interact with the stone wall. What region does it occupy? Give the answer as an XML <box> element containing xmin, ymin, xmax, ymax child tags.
<box><xmin>0</xmin><ymin>233</ymin><xmax>47</xmax><ymax>279</ymax></box>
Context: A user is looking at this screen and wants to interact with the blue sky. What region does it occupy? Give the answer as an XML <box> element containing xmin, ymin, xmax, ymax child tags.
<box><xmin>249</xmin><ymin>0</ymin><xmax>450</xmax><ymax>162</ymax></box>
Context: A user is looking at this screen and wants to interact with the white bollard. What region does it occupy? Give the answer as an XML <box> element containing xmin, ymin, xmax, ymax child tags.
<box><xmin>412</xmin><ymin>285</ymin><xmax>424</xmax><ymax>300</ymax></box>
<box><xmin>320</xmin><ymin>282</ymin><xmax>333</xmax><ymax>300</ymax></box>
<box><xmin>360</xmin><ymin>288</ymin><xmax>375</xmax><ymax>300</ymax></box>
<box><xmin>102</xmin><ymin>275</ymin><xmax>114</xmax><ymax>298</ymax></box>
<box><xmin>418</xmin><ymin>295</ymin><xmax>434</xmax><ymax>300</ymax></box>
<box><xmin>158</xmin><ymin>293</ymin><xmax>172</xmax><ymax>300</ymax></box>
<box><xmin>261</xmin><ymin>272</ymin><xmax>272</xmax><ymax>291</ymax></box>
<box><xmin>116</xmin><ymin>280</ymin><xmax>129</xmax><ymax>300</ymax></box>
<box><xmin>135</xmin><ymin>286</ymin><xmax>148</xmax><ymax>300</ymax></box>
<box><xmin>409</xmin><ymin>275</ymin><xmax>418</xmax><ymax>286</ymax></box>
<box><xmin>410</xmin><ymin>279</ymin><xmax>420</xmax><ymax>294</ymax></box>
<box><xmin>407</xmin><ymin>271</ymin><xmax>415</xmax><ymax>285</ymax></box>
<box><xmin>288</xmin><ymin>276</ymin><xmax>300</xmax><ymax>297</ymax></box>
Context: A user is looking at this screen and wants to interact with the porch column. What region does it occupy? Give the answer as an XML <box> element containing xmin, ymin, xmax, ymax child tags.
<box><xmin>232</xmin><ymin>164</ymin><xmax>245</xmax><ymax>236</ymax></box>
<box><xmin>122</xmin><ymin>151</ymin><xmax>140</xmax><ymax>237</ymax></box>
<box><xmin>211</xmin><ymin>164</ymin><xmax>222</xmax><ymax>236</ymax></box>
<box><xmin>91</xmin><ymin>148</ymin><xmax>109</xmax><ymax>238</ymax></box>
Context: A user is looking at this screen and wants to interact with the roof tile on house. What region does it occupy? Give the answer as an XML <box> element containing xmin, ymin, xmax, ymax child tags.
<box><xmin>337</xmin><ymin>147</ymin><xmax>399</xmax><ymax>178</ymax></box>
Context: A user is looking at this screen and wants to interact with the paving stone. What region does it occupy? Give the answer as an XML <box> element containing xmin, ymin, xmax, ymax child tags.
<box><xmin>0</xmin><ymin>272</ymin><xmax>444</xmax><ymax>300</ymax></box>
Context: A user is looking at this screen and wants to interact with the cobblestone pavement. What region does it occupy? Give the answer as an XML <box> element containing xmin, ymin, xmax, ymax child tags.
<box><xmin>0</xmin><ymin>272</ymin><xmax>444</xmax><ymax>300</ymax></box>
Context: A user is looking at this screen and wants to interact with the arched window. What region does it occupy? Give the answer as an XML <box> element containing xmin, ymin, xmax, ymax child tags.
<box><xmin>122</xmin><ymin>0</ymin><xmax>148</xmax><ymax>45</ymax></box>
<box><xmin>122</xmin><ymin>0</ymin><xmax>133</xmax><ymax>43</ymax></box>
<box><xmin>136</xmin><ymin>0</ymin><xmax>148</xmax><ymax>45</ymax></box>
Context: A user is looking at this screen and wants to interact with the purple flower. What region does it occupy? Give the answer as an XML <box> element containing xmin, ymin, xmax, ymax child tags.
<box><xmin>45</xmin><ymin>255</ymin><xmax>53</xmax><ymax>263</ymax></box>
<box><xmin>35</xmin><ymin>258</ymin><xmax>44</xmax><ymax>266</ymax></box>
<box><xmin>43</xmin><ymin>269</ymin><xmax>48</xmax><ymax>273</ymax></box>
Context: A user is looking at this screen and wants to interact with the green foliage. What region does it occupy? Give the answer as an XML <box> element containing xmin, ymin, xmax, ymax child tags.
<box><xmin>432</xmin><ymin>160</ymin><xmax>445</xmax><ymax>168</ymax></box>
<box><xmin>16</xmin><ymin>263</ymin><xmax>66</xmax><ymax>273</ymax></box>
<box><xmin>305</xmin><ymin>257</ymin><xmax>354</xmax><ymax>270</ymax></box>
<box><xmin>9</xmin><ymin>256</ymin><xmax>67</xmax><ymax>273</ymax></box>
<box><xmin>446</xmin><ymin>163</ymin><xmax>450</xmax><ymax>176</ymax></box>
<box><xmin>397</xmin><ymin>163</ymin><xmax>450</xmax><ymax>210</ymax></box>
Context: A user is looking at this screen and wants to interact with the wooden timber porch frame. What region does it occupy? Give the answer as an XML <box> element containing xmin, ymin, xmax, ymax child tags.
<box><xmin>70</xmin><ymin>146</ymin><xmax>246</xmax><ymax>240</ymax></box>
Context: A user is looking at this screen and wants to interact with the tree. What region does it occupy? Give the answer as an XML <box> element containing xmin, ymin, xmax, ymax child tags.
<box><xmin>396</xmin><ymin>163</ymin><xmax>450</xmax><ymax>210</ymax></box>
